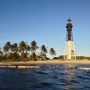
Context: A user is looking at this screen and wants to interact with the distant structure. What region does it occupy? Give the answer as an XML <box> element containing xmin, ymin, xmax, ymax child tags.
<box><xmin>36</xmin><ymin>52</ymin><xmax>47</xmax><ymax>60</ymax></box>
<box><xmin>64</xmin><ymin>19</ymin><xmax>76</xmax><ymax>59</ymax></box>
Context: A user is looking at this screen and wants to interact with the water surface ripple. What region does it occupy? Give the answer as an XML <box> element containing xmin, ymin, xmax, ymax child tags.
<box><xmin>0</xmin><ymin>64</ymin><xmax>90</xmax><ymax>90</ymax></box>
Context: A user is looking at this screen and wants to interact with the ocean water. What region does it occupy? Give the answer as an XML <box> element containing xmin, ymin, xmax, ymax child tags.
<box><xmin>0</xmin><ymin>64</ymin><xmax>90</xmax><ymax>90</ymax></box>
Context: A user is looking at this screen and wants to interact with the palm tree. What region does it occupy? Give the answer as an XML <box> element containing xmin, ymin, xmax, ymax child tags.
<box><xmin>10</xmin><ymin>43</ymin><xmax>18</xmax><ymax>53</ymax></box>
<box><xmin>10</xmin><ymin>45</ymin><xmax>14</xmax><ymax>52</ymax></box>
<box><xmin>50</xmin><ymin>48</ymin><xmax>56</xmax><ymax>59</ymax></box>
<box><xmin>30</xmin><ymin>52</ymin><xmax>36</xmax><ymax>61</ymax></box>
<box><xmin>13</xmin><ymin>43</ymin><xmax>18</xmax><ymax>53</ymax></box>
<box><xmin>19</xmin><ymin>41</ymin><xmax>26</xmax><ymax>53</ymax></box>
<box><xmin>26</xmin><ymin>45</ymin><xmax>30</xmax><ymax>53</ymax></box>
<box><xmin>0</xmin><ymin>51</ymin><xmax>3</xmax><ymax>56</ymax></box>
<box><xmin>3</xmin><ymin>45</ymin><xmax>9</xmax><ymax>53</ymax></box>
<box><xmin>4</xmin><ymin>41</ymin><xmax>11</xmax><ymax>53</ymax></box>
<box><xmin>30</xmin><ymin>40</ymin><xmax>39</xmax><ymax>52</ymax></box>
<box><xmin>0</xmin><ymin>51</ymin><xmax>3</xmax><ymax>61</ymax></box>
<box><xmin>41</xmin><ymin>45</ymin><xmax>47</xmax><ymax>54</ymax></box>
<box><xmin>5</xmin><ymin>42</ymin><xmax>11</xmax><ymax>47</ymax></box>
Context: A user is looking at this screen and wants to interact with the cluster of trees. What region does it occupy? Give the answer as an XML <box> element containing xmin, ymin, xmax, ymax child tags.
<box><xmin>76</xmin><ymin>56</ymin><xmax>90</xmax><ymax>60</ymax></box>
<box><xmin>53</xmin><ymin>55</ymin><xmax>64</xmax><ymax>60</ymax></box>
<box><xmin>0</xmin><ymin>40</ymin><xmax>56</xmax><ymax>62</ymax></box>
<box><xmin>53</xmin><ymin>55</ymin><xmax>90</xmax><ymax>60</ymax></box>
<box><xmin>1</xmin><ymin>40</ymin><xmax>89</xmax><ymax>61</ymax></box>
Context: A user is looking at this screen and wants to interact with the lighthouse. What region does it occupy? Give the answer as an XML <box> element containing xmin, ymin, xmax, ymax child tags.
<box><xmin>64</xmin><ymin>19</ymin><xmax>76</xmax><ymax>59</ymax></box>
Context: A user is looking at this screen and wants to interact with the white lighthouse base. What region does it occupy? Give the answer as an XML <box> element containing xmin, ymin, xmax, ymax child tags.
<box><xmin>67</xmin><ymin>41</ymin><xmax>71</xmax><ymax>59</ymax></box>
<box><xmin>64</xmin><ymin>40</ymin><xmax>76</xmax><ymax>60</ymax></box>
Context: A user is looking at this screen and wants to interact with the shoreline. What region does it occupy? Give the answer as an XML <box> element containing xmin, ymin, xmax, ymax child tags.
<box><xmin>0</xmin><ymin>60</ymin><xmax>90</xmax><ymax>65</ymax></box>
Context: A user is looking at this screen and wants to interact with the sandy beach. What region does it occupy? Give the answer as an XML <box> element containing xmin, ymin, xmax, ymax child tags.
<box><xmin>0</xmin><ymin>59</ymin><xmax>90</xmax><ymax>65</ymax></box>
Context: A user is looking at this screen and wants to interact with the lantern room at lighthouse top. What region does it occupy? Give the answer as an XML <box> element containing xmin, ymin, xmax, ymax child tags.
<box><xmin>67</xmin><ymin>18</ymin><xmax>71</xmax><ymax>23</ymax></box>
<box><xmin>66</xmin><ymin>18</ymin><xmax>73</xmax><ymax>31</ymax></box>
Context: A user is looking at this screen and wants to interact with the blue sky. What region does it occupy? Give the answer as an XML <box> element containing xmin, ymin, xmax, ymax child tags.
<box><xmin>0</xmin><ymin>0</ymin><xmax>90</xmax><ymax>58</ymax></box>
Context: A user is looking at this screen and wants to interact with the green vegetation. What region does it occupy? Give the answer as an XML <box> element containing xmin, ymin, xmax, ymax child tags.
<box><xmin>41</xmin><ymin>45</ymin><xmax>47</xmax><ymax>54</ymax></box>
<box><xmin>49</xmin><ymin>48</ymin><xmax>56</xmax><ymax>59</ymax></box>
<box><xmin>53</xmin><ymin>55</ymin><xmax>64</xmax><ymax>60</ymax></box>
<box><xmin>0</xmin><ymin>41</ymin><xmax>90</xmax><ymax>62</ymax></box>
<box><xmin>76</xmin><ymin>56</ymin><xmax>90</xmax><ymax>60</ymax></box>
<box><xmin>30</xmin><ymin>52</ymin><xmax>37</xmax><ymax>61</ymax></box>
<box><xmin>0</xmin><ymin>40</ymin><xmax>56</xmax><ymax>62</ymax></box>
<box><xmin>53</xmin><ymin>55</ymin><xmax>90</xmax><ymax>60</ymax></box>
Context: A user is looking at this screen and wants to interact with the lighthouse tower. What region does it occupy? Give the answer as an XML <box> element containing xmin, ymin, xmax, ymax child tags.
<box><xmin>64</xmin><ymin>19</ymin><xmax>76</xmax><ymax>60</ymax></box>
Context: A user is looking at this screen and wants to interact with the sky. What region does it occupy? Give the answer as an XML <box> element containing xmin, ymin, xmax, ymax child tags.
<box><xmin>0</xmin><ymin>0</ymin><xmax>90</xmax><ymax>58</ymax></box>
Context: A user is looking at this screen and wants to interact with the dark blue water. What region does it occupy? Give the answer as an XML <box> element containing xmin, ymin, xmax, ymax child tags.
<box><xmin>0</xmin><ymin>64</ymin><xmax>90</xmax><ymax>90</ymax></box>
